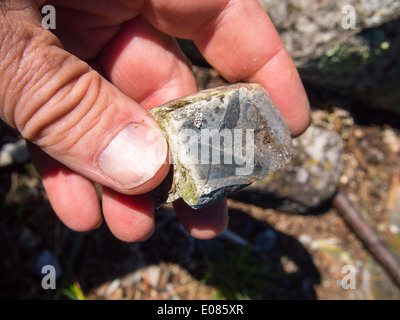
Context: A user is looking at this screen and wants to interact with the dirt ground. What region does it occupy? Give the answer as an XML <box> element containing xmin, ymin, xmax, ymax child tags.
<box><xmin>0</xmin><ymin>66</ymin><xmax>400</xmax><ymax>300</ymax></box>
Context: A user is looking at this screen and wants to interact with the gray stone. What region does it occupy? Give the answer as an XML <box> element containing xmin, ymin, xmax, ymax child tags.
<box><xmin>257</xmin><ymin>0</ymin><xmax>400</xmax><ymax>113</ymax></box>
<box><xmin>0</xmin><ymin>139</ymin><xmax>29</xmax><ymax>167</ymax></box>
<box><xmin>150</xmin><ymin>83</ymin><xmax>294</xmax><ymax>209</ymax></box>
<box><xmin>179</xmin><ymin>2</ymin><xmax>400</xmax><ymax>114</ymax></box>
<box><xmin>236</xmin><ymin>124</ymin><xmax>343</xmax><ymax>213</ymax></box>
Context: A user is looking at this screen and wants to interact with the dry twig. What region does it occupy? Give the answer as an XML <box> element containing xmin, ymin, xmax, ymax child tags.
<box><xmin>332</xmin><ymin>189</ymin><xmax>400</xmax><ymax>288</ymax></box>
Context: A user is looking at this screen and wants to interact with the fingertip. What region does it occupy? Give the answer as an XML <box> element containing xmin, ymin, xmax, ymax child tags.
<box><xmin>42</xmin><ymin>169</ymin><xmax>103</xmax><ymax>232</ymax></box>
<box><xmin>252</xmin><ymin>49</ymin><xmax>311</xmax><ymax>138</ymax></box>
<box><xmin>102</xmin><ymin>188</ymin><xmax>155</xmax><ymax>242</ymax></box>
<box><xmin>285</xmin><ymin>95</ymin><xmax>311</xmax><ymax>138</ymax></box>
<box><xmin>28</xmin><ymin>144</ymin><xmax>103</xmax><ymax>232</ymax></box>
<box><xmin>174</xmin><ymin>199</ymin><xmax>229</xmax><ymax>240</ymax></box>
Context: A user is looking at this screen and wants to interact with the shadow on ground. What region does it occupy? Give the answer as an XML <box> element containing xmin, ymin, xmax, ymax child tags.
<box><xmin>0</xmin><ymin>177</ymin><xmax>321</xmax><ymax>299</ymax></box>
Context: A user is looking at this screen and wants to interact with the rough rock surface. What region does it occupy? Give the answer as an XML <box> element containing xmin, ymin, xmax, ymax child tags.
<box><xmin>234</xmin><ymin>124</ymin><xmax>343</xmax><ymax>213</ymax></box>
<box><xmin>258</xmin><ymin>0</ymin><xmax>400</xmax><ymax>113</ymax></box>
<box><xmin>150</xmin><ymin>83</ymin><xmax>294</xmax><ymax>209</ymax></box>
<box><xmin>179</xmin><ymin>1</ymin><xmax>400</xmax><ymax>113</ymax></box>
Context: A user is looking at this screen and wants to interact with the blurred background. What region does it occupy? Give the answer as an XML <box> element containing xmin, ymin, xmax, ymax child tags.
<box><xmin>1</xmin><ymin>0</ymin><xmax>400</xmax><ymax>299</ymax></box>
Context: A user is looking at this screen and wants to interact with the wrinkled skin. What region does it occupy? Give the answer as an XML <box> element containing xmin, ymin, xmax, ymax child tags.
<box><xmin>0</xmin><ymin>0</ymin><xmax>310</xmax><ymax>241</ymax></box>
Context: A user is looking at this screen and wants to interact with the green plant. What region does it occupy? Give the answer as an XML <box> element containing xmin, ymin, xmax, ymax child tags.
<box><xmin>201</xmin><ymin>248</ymin><xmax>280</xmax><ymax>300</ymax></box>
<box><xmin>62</xmin><ymin>282</ymin><xmax>88</xmax><ymax>300</ymax></box>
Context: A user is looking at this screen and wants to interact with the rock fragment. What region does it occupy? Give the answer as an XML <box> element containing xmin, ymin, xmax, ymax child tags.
<box><xmin>150</xmin><ymin>83</ymin><xmax>294</xmax><ymax>209</ymax></box>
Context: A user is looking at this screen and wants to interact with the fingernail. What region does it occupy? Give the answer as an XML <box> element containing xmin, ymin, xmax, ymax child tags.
<box><xmin>97</xmin><ymin>123</ymin><xmax>168</xmax><ymax>189</ymax></box>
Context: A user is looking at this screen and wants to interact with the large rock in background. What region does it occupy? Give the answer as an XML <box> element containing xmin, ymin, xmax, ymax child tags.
<box><xmin>179</xmin><ymin>1</ymin><xmax>400</xmax><ymax>113</ymax></box>
<box><xmin>258</xmin><ymin>0</ymin><xmax>400</xmax><ymax>113</ymax></box>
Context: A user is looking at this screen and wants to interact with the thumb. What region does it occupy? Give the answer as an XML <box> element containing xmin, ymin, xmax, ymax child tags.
<box><xmin>0</xmin><ymin>1</ymin><xmax>169</xmax><ymax>194</ymax></box>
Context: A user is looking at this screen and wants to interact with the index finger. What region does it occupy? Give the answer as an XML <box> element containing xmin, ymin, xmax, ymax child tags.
<box><xmin>143</xmin><ymin>0</ymin><xmax>310</xmax><ymax>136</ymax></box>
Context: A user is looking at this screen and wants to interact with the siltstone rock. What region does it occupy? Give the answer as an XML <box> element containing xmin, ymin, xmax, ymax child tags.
<box><xmin>150</xmin><ymin>83</ymin><xmax>294</xmax><ymax>209</ymax></box>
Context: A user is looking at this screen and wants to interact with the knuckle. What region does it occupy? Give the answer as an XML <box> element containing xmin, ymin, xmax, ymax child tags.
<box><xmin>20</xmin><ymin>66</ymin><xmax>103</xmax><ymax>151</ymax></box>
<box><xmin>0</xmin><ymin>6</ymin><xmax>110</xmax><ymax>161</ymax></box>
<box><xmin>0</xmin><ymin>17</ymin><xmax>62</xmax><ymax>127</ymax></box>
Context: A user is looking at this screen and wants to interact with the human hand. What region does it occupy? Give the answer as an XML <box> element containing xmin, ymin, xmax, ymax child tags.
<box><xmin>0</xmin><ymin>0</ymin><xmax>310</xmax><ymax>242</ymax></box>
